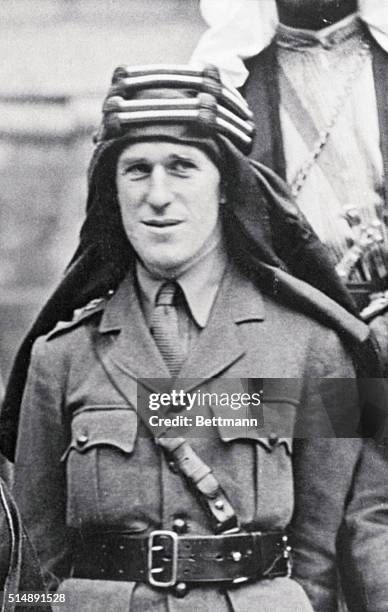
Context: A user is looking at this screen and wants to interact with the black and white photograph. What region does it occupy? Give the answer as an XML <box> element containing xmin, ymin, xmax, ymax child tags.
<box><xmin>1</xmin><ymin>1</ymin><xmax>388</xmax><ymax>610</ymax></box>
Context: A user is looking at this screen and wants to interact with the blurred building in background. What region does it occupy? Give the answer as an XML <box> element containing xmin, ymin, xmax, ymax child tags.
<box><xmin>0</xmin><ymin>0</ymin><xmax>204</xmax><ymax>380</ymax></box>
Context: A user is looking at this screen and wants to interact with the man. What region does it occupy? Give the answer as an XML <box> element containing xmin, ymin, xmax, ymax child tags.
<box><xmin>193</xmin><ymin>0</ymin><xmax>388</xmax><ymax>321</ymax></box>
<box><xmin>3</xmin><ymin>66</ymin><xmax>387</xmax><ymax>612</ymax></box>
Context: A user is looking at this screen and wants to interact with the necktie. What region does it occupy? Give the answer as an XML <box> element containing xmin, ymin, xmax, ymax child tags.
<box><xmin>151</xmin><ymin>282</ymin><xmax>186</xmax><ymax>377</ymax></box>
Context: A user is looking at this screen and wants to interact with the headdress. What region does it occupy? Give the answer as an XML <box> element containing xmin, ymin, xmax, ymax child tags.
<box><xmin>97</xmin><ymin>64</ymin><xmax>255</xmax><ymax>154</ymax></box>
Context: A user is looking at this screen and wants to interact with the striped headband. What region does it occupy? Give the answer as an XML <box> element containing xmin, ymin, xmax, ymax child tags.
<box><xmin>96</xmin><ymin>64</ymin><xmax>255</xmax><ymax>154</ymax></box>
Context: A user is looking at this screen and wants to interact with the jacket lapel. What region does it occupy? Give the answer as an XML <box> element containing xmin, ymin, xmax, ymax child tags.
<box><xmin>95</xmin><ymin>271</ymin><xmax>171</xmax><ymax>401</ymax></box>
<box><xmin>178</xmin><ymin>267</ymin><xmax>265</xmax><ymax>385</ymax></box>
<box><xmin>94</xmin><ymin>266</ymin><xmax>266</xmax><ymax>400</ymax></box>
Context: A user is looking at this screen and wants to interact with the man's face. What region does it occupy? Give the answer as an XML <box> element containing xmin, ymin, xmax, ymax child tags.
<box><xmin>116</xmin><ymin>141</ymin><xmax>222</xmax><ymax>276</ymax></box>
<box><xmin>276</xmin><ymin>0</ymin><xmax>357</xmax><ymax>27</ymax></box>
<box><xmin>279</xmin><ymin>0</ymin><xmax>344</xmax><ymax>8</ymax></box>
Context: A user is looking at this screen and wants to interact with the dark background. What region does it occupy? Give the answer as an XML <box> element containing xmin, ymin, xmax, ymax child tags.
<box><xmin>0</xmin><ymin>0</ymin><xmax>205</xmax><ymax>381</ymax></box>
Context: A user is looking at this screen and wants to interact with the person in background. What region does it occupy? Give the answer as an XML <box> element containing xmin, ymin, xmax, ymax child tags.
<box><xmin>192</xmin><ymin>0</ymin><xmax>388</xmax><ymax>354</ymax></box>
<box><xmin>0</xmin><ymin>369</ymin><xmax>46</xmax><ymax>611</ymax></box>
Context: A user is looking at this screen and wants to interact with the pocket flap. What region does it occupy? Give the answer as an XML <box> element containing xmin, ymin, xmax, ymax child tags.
<box><xmin>220</xmin><ymin>433</ymin><xmax>292</xmax><ymax>454</ymax></box>
<box><xmin>62</xmin><ymin>407</ymin><xmax>137</xmax><ymax>460</ymax></box>
<box><xmin>217</xmin><ymin>400</ymin><xmax>296</xmax><ymax>454</ymax></box>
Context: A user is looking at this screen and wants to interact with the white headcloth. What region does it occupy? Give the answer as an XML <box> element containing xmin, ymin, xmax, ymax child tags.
<box><xmin>191</xmin><ymin>0</ymin><xmax>388</xmax><ymax>87</ymax></box>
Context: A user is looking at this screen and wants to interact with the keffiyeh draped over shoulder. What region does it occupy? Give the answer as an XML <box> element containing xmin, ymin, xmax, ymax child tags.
<box><xmin>191</xmin><ymin>0</ymin><xmax>388</xmax><ymax>87</ymax></box>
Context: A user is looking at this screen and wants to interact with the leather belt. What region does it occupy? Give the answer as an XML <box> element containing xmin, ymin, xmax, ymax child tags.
<box><xmin>72</xmin><ymin>530</ymin><xmax>291</xmax><ymax>588</ymax></box>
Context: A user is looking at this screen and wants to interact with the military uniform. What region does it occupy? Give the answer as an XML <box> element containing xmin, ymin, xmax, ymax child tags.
<box><xmin>6</xmin><ymin>64</ymin><xmax>386</xmax><ymax>612</ymax></box>
<box><xmin>13</xmin><ymin>264</ymin><xmax>364</xmax><ymax>612</ymax></box>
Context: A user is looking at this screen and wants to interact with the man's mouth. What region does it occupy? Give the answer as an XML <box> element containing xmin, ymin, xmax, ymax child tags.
<box><xmin>142</xmin><ymin>219</ymin><xmax>183</xmax><ymax>228</ymax></box>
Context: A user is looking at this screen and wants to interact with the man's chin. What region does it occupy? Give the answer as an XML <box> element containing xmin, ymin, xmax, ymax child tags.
<box><xmin>140</xmin><ymin>252</ymin><xmax>192</xmax><ymax>278</ymax></box>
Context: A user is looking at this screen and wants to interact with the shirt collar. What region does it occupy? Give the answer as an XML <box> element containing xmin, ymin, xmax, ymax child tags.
<box><xmin>136</xmin><ymin>241</ymin><xmax>228</xmax><ymax>328</ymax></box>
<box><xmin>276</xmin><ymin>13</ymin><xmax>363</xmax><ymax>50</ymax></box>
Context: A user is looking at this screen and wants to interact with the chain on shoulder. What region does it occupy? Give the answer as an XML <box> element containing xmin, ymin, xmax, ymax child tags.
<box><xmin>290</xmin><ymin>37</ymin><xmax>371</xmax><ymax>198</ymax></box>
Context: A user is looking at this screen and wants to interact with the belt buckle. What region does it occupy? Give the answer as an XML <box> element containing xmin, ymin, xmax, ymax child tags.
<box><xmin>148</xmin><ymin>530</ymin><xmax>178</xmax><ymax>587</ymax></box>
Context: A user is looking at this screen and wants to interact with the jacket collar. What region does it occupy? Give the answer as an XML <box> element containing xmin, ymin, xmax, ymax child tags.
<box><xmin>135</xmin><ymin>241</ymin><xmax>228</xmax><ymax>329</ymax></box>
<box><xmin>276</xmin><ymin>13</ymin><xmax>362</xmax><ymax>50</ymax></box>
<box><xmin>99</xmin><ymin>263</ymin><xmax>265</xmax><ymax>334</ymax></box>
<box><xmin>96</xmin><ymin>263</ymin><xmax>265</xmax><ymax>390</ymax></box>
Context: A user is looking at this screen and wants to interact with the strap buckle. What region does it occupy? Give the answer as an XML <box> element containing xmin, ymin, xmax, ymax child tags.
<box><xmin>148</xmin><ymin>530</ymin><xmax>178</xmax><ymax>587</ymax></box>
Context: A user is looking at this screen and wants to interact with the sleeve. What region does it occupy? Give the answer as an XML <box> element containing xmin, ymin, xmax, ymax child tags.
<box><xmin>339</xmin><ymin>439</ymin><xmax>388</xmax><ymax>612</ymax></box>
<box><xmin>290</xmin><ymin>327</ymin><xmax>364</xmax><ymax>612</ymax></box>
<box><xmin>12</xmin><ymin>336</ymin><xmax>137</xmax><ymax>612</ymax></box>
<box><xmin>369</xmin><ymin>312</ymin><xmax>388</xmax><ymax>375</ymax></box>
<box><xmin>13</xmin><ymin>336</ymin><xmax>71</xmax><ymax>591</ymax></box>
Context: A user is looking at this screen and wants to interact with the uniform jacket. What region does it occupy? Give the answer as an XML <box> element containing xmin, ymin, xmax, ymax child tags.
<box><xmin>13</xmin><ymin>265</ymin><xmax>377</xmax><ymax>612</ymax></box>
<box><xmin>242</xmin><ymin>37</ymin><xmax>388</xmax><ymax>612</ymax></box>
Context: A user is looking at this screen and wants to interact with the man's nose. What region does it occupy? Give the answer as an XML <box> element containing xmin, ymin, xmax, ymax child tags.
<box><xmin>146</xmin><ymin>166</ymin><xmax>172</xmax><ymax>209</ymax></box>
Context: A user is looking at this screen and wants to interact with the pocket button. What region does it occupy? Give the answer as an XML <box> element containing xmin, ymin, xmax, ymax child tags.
<box><xmin>174</xmin><ymin>582</ymin><xmax>187</xmax><ymax>598</ymax></box>
<box><xmin>76</xmin><ymin>433</ymin><xmax>89</xmax><ymax>447</ymax></box>
<box><xmin>168</xmin><ymin>461</ymin><xmax>179</xmax><ymax>474</ymax></box>
<box><xmin>172</xmin><ymin>517</ymin><xmax>188</xmax><ymax>534</ymax></box>
<box><xmin>268</xmin><ymin>433</ymin><xmax>279</xmax><ymax>447</ymax></box>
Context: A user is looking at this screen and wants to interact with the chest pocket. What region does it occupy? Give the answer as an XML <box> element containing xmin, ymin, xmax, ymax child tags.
<box><xmin>63</xmin><ymin>407</ymin><xmax>137</xmax><ymax>457</ymax></box>
<box><xmin>217</xmin><ymin>399</ymin><xmax>296</xmax><ymax>530</ymax></box>
<box><xmin>61</xmin><ymin>407</ymin><xmax>138</xmax><ymax>526</ymax></box>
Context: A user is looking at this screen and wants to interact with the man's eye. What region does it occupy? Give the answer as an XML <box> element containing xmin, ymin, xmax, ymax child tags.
<box><xmin>123</xmin><ymin>163</ymin><xmax>151</xmax><ymax>178</ymax></box>
<box><xmin>169</xmin><ymin>160</ymin><xmax>196</xmax><ymax>175</ymax></box>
